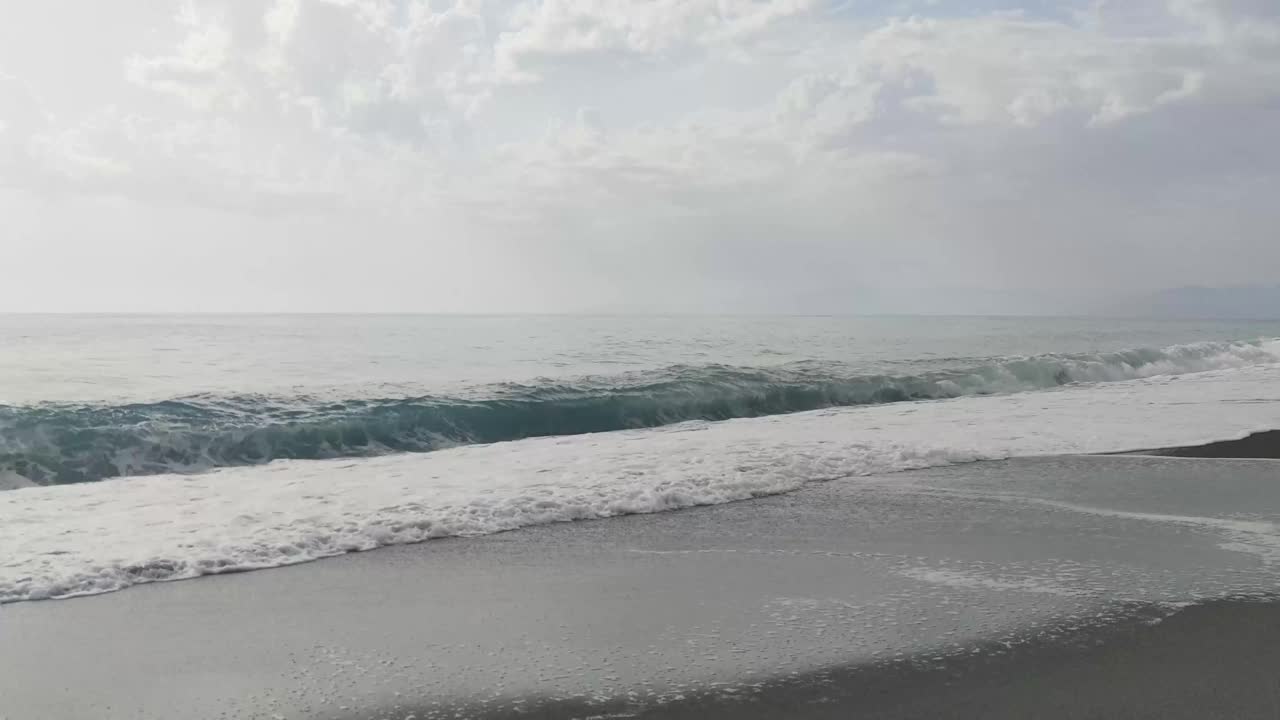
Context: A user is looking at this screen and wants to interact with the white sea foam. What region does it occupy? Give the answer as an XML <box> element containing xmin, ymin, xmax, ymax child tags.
<box><xmin>5</xmin><ymin>337</ymin><xmax>1277</xmax><ymax>487</ymax></box>
<box><xmin>0</xmin><ymin>471</ymin><xmax>34</xmax><ymax>491</ymax></box>
<box><xmin>3</xmin><ymin>365</ymin><xmax>1280</xmax><ymax>603</ymax></box>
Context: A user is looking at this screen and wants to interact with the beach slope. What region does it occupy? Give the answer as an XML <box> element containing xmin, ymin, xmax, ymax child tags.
<box><xmin>2</xmin><ymin>452</ymin><xmax>1279</xmax><ymax>719</ymax></box>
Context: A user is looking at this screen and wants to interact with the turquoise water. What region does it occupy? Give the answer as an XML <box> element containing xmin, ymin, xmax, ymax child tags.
<box><xmin>2</xmin><ymin>314</ymin><xmax>1279</xmax><ymax>485</ymax></box>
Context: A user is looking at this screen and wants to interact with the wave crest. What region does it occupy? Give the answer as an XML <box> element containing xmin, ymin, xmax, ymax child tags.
<box><xmin>2</xmin><ymin>338</ymin><xmax>1276</xmax><ymax>486</ymax></box>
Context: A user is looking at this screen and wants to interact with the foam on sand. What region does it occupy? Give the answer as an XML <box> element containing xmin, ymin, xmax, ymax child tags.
<box><xmin>3</xmin><ymin>364</ymin><xmax>1280</xmax><ymax>603</ymax></box>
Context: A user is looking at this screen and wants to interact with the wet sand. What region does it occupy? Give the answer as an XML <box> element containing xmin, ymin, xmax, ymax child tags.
<box><xmin>1138</xmin><ymin>428</ymin><xmax>1280</xmax><ymax>460</ymax></box>
<box><xmin>440</xmin><ymin>599</ymin><xmax>1280</xmax><ymax>720</ymax></box>
<box><xmin>2</xmin><ymin>446</ymin><xmax>1279</xmax><ymax>719</ymax></box>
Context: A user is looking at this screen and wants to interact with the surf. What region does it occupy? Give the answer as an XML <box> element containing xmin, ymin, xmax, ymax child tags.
<box><xmin>3</xmin><ymin>361</ymin><xmax>1280</xmax><ymax>603</ymax></box>
<box><xmin>2</xmin><ymin>338</ymin><xmax>1277</xmax><ymax>486</ymax></box>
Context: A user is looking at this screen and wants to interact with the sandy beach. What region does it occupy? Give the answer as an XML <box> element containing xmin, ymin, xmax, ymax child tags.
<box><xmin>3</xmin><ymin>446</ymin><xmax>1279</xmax><ymax>719</ymax></box>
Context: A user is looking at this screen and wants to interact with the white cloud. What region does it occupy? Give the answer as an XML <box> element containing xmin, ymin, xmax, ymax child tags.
<box><xmin>853</xmin><ymin>14</ymin><xmax>1213</xmax><ymax>126</ymax></box>
<box><xmin>1</xmin><ymin>0</ymin><xmax>1279</xmax><ymax>311</ymax></box>
<box><xmin>493</xmin><ymin>0</ymin><xmax>820</xmax><ymax>82</ymax></box>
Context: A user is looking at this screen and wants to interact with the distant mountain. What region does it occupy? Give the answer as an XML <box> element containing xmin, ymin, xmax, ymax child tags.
<box><xmin>1116</xmin><ymin>285</ymin><xmax>1280</xmax><ymax>319</ymax></box>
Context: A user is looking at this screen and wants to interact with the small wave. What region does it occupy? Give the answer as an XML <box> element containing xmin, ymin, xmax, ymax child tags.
<box><xmin>2</xmin><ymin>338</ymin><xmax>1277</xmax><ymax>486</ymax></box>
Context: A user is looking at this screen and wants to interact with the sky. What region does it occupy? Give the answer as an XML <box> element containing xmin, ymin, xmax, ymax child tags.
<box><xmin>1</xmin><ymin>0</ymin><xmax>1278</xmax><ymax>314</ymax></box>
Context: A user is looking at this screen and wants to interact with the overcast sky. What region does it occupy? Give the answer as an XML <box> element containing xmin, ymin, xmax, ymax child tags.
<box><xmin>1</xmin><ymin>0</ymin><xmax>1277</xmax><ymax>313</ymax></box>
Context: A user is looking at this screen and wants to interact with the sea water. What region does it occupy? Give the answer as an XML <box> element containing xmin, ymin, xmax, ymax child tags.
<box><xmin>2</xmin><ymin>314</ymin><xmax>1280</xmax><ymax>602</ymax></box>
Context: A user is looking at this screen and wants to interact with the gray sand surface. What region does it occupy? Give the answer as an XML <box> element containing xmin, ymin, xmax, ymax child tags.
<box><xmin>2</xmin><ymin>454</ymin><xmax>1279</xmax><ymax>719</ymax></box>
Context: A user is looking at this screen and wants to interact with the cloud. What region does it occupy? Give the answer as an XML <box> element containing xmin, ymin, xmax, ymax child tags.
<box><xmin>33</xmin><ymin>0</ymin><xmax>1280</xmax><ymax>206</ymax></box>
<box><xmin>1</xmin><ymin>0</ymin><xmax>1279</xmax><ymax>311</ymax></box>
<box><xmin>854</xmin><ymin>13</ymin><xmax>1235</xmax><ymax>127</ymax></box>
<box><xmin>493</xmin><ymin>0</ymin><xmax>820</xmax><ymax>82</ymax></box>
<box><xmin>0</xmin><ymin>71</ymin><xmax>59</xmax><ymax>184</ymax></box>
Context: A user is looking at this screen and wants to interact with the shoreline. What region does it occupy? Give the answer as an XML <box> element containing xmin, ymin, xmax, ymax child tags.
<box><xmin>4</xmin><ymin>453</ymin><xmax>1280</xmax><ymax>719</ymax></box>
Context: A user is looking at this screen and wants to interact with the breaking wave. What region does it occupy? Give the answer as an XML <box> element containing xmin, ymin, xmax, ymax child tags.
<box><xmin>5</xmin><ymin>359</ymin><xmax>1280</xmax><ymax>603</ymax></box>
<box><xmin>2</xmin><ymin>338</ymin><xmax>1277</xmax><ymax>486</ymax></box>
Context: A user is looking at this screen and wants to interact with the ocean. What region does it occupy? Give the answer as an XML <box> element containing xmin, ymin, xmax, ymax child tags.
<box><xmin>3</xmin><ymin>314</ymin><xmax>1280</xmax><ymax>604</ymax></box>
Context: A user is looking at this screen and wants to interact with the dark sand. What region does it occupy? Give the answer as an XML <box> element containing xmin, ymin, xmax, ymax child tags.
<box><xmin>1132</xmin><ymin>429</ymin><xmax>1280</xmax><ymax>460</ymax></box>
<box><xmin>2</xmin><ymin>443</ymin><xmax>1279</xmax><ymax>720</ymax></box>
